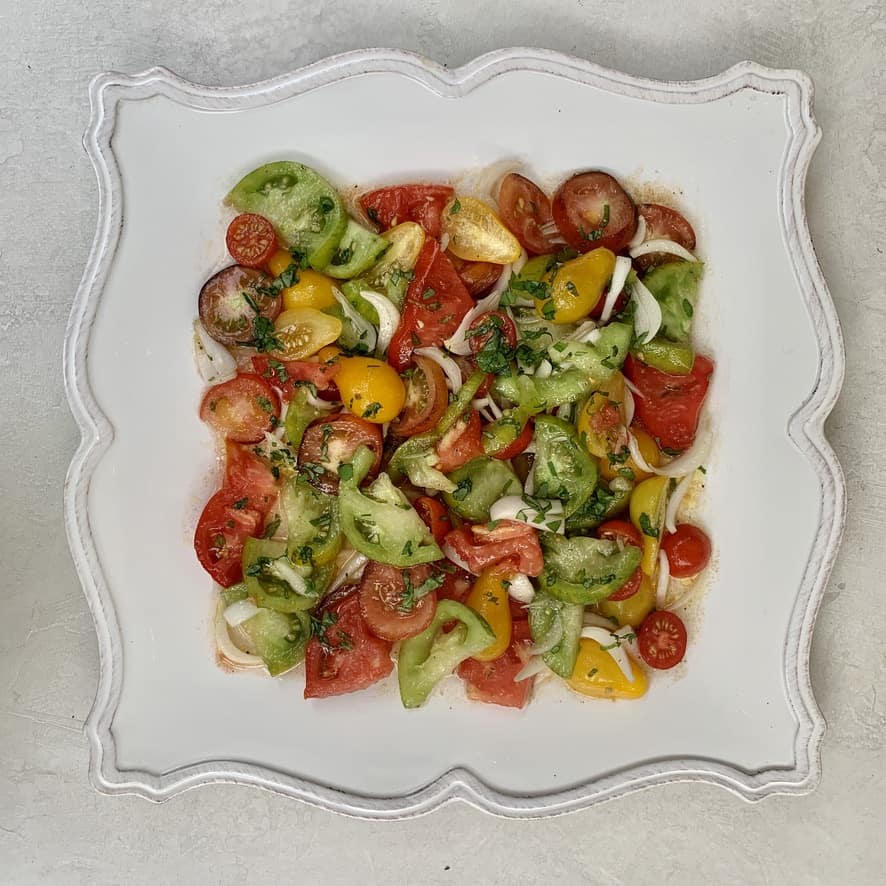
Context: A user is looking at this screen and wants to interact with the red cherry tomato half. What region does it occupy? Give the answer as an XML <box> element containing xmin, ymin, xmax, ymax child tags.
<box><xmin>661</xmin><ymin>523</ymin><xmax>712</xmax><ymax>579</ymax></box>
<box><xmin>297</xmin><ymin>413</ymin><xmax>383</xmax><ymax>494</ymax></box>
<box><xmin>444</xmin><ymin>521</ymin><xmax>544</xmax><ymax>577</ymax></box>
<box><xmin>448</xmin><ymin>252</ymin><xmax>503</xmax><ymax>297</ymax></box>
<box><xmin>359</xmin><ymin>184</ymin><xmax>455</xmax><ymax>239</ymax></box>
<box><xmin>413</xmin><ymin>496</ymin><xmax>453</xmax><ymax>546</ymax></box>
<box><xmin>304</xmin><ymin>592</ymin><xmax>394</xmax><ymax>698</ymax></box>
<box><xmin>199</xmin><ymin>374</ymin><xmax>280</xmax><ymax>444</ymax></box>
<box><xmin>194</xmin><ymin>489</ymin><xmax>264</xmax><ymax>587</ymax></box>
<box><xmin>635</xmin><ymin>203</ymin><xmax>697</xmax><ymax>272</ymax></box>
<box><xmin>552</xmin><ymin>171</ymin><xmax>637</xmax><ymax>254</ymax></box>
<box><xmin>596</xmin><ymin>520</ymin><xmax>643</xmax><ymax>600</ymax></box>
<box><xmin>487</xmin><ymin>419</ymin><xmax>534</xmax><ymax>461</ymax></box>
<box><xmin>497</xmin><ymin>172</ymin><xmax>559</xmax><ymax>255</ymax></box>
<box><xmin>467</xmin><ymin>310</ymin><xmax>518</xmax><ymax>357</ymax></box>
<box><xmin>198</xmin><ymin>265</ymin><xmax>279</xmax><ymax>346</ymax></box>
<box><xmin>435</xmin><ymin>410</ymin><xmax>484</xmax><ymax>474</ymax></box>
<box><xmin>225</xmin><ymin>213</ymin><xmax>278</xmax><ymax>268</ymax></box>
<box><xmin>637</xmin><ymin>610</ymin><xmax>688</xmax><ymax>670</ymax></box>
<box><xmin>358</xmin><ymin>561</ymin><xmax>438</xmax><ymax>642</ymax></box>
<box><xmin>391</xmin><ymin>355</ymin><xmax>449</xmax><ymax>438</ymax></box>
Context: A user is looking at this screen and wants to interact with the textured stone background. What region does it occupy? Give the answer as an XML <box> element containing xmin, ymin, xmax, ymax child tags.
<box><xmin>1</xmin><ymin>1</ymin><xmax>883</xmax><ymax>883</ymax></box>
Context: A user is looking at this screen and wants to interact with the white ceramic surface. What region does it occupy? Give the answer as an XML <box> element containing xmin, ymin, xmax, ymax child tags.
<box><xmin>64</xmin><ymin>48</ymin><xmax>844</xmax><ymax>818</ymax></box>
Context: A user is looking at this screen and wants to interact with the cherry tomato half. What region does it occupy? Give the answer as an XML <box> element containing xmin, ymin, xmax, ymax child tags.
<box><xmin>391</xmin><ymin>355</ymin><xmax>449</xmax><ymax>437</ymax></box>
<box><xmin>435</xmin><ymin>410</ymin><xmax>484</xmax><ymax>474</ymax></box>
<box><xmin>661</xmin><ymin>523</ymin><xmax>712</xmax><ymax>579</ymax></box>
<box><xmin>297</xmin><ymin>413</ymin><xmax>383</xmax><ymax>494</ymax></box>
<box><xmin>635</xmin><ymin>203</ymin><xmax>697</xmax><ymax>272</ymax></box>
<box><xmin>359</xmin><ymin>184</ymin><xmax>455</xmax><ymax>239</ymax></box>
<box><xmin>597</xmin><ymin>519</ymin><xmax>643</xmax><ymax>601</ymax></box>
<box><xmin>497</xmin><ymin>172</ymin><xmax>558</xmax><ymax>254</ymax></box>
<box><xmin>552</xmin><ymin>171</ymin><xmax>637</xmax><ymax>254</ymax></box>
<box><xmin>225</xmin><ymin>213</ymin><xmax>278</xmax><ymax>268</ymax></box>
<box><xmin>199</xmin><ymin>374</ymin><xmax>280</xmax><ymax>443</ymax></box>
<box><xmin>487</xmin><ymin>419</ymin><xmax>534</xmax><ymax>461</ymax></box>
<box><xmin>637</xmin><ymin>610</ymin><xmax>687</xmax><ymax>670</ymax></box>
<box><xmin>198</xmin><ymin>265</ymin><xmax>280</xmax><ymax>346</ymax></box>
<box><xmin>448</xmin><ymin>252</ymin><xmax>503</xmax><ymax>297</ymax></box>
<box><xmin>467</xmin><ymin>310</ymin><xmax>518</xmax><ymax>362</ymax></box>
<box><xmin>358</xmin><ymin>561</ymin><xmax>438</xmax><ymax>642</ymax></box>
<box><xmin>414</xmin><ymin>496</ymin><xmax>453</xmax><ymax>546</ymax></box>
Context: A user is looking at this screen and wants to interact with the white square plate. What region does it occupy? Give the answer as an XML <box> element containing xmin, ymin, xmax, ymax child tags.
<box><xmin>64</xmin><ymin>48</ymin><xmax>845</xmax><ymax>817</ymax></box>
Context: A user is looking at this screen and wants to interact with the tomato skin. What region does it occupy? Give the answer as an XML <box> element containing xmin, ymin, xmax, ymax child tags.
<box><xmin>635</xmin><ymin>203</ymin><xmax>697</xmax><ymax>272</ymax></box>
<box><xmin>391</xmin><ymin>355</ymin><xmax>448</xmax><ymax>437</ymax></box>
<box><xmin>358</xmin><ymin>561</ymin><xmax>438</xmax><ymax>642</ymax></box>
<box><xmin>388</xmin><ymin>240</ymin><xmax>474</xmax><ymax>372</ymax></box>
<box><xmin>598</xmin><ymin>519</ymin><xmax>642</xmax><ymax>548</ymax></box>
<box><xmin>297</xmin><ymin>413</ymin><xmax>383</xmax><ymax>494</ymax></box>
<box><xmin>552</xmin><ymin>171</ymin><xmax>637</xmax><ymax>254</ymax></box>
<box><xmin>199</xmin><ymin>374</ymin><xmax>280</xmax><ymax>444</ymax></box>
<box><xmin>360</xmin><ymin>184</ymin><xmax>455</xmax><ymax>239</ymax></box>
<box><xmin>304</xmin><ymin>592</ymin><xmax>394</xmax><ymax>698</ymax></box>
<box><xmin>435</xmin><ymin>410</ymin><xmax>484</xmax><ymax>474</ymax></box>
<box><xmin>624</xmin><ymin>354</ymin><xmax>714</xmax><ymax>451</ymax></box>
<box><xmin>414</xmin><ymin>496</ymin><xmax>453</xmax><ymax>546</ymax></box>
<box><xmin>448</xmin><ymin>253</ymin><xmax>503</xmax><ymax>296</ymax></box>
<box><xmin>225</xmin><ymin>213</ymin><xmax>278</xmax><ymax>268</ymax></box>
<box><xmin>661</xmin><ymin>524</ymin><xmax>712</xmax><ymax>579</ymax></box>
<box><xmin>637</xmin><ymin>610</ymin><xmax>688</xmax><ymax>670</ymax></box>
<box><xmin>251</xmin><ymin>355</ymin><xmax>340</xmax><ymax>397</ymax></box>
<box><xmin>497</xmin><ymin>173</ymin><xmax>558</xmax><ymax>255</ymax></box>
<box><xmin>489</xmin><ymin>419</ymin><xmax>534</xmax><ymax>461</ymax></box>
<box><xmin>444</xmin><ymin>521</ymin><xmax>544</xmax><ymax>577</ymax></box>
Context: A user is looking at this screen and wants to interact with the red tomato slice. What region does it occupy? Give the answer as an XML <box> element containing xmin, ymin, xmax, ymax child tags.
<box><xmin>414</xmin><ymin>496</ymin><xmax>453</xmax><ymax>546</ymax></box>
<box><xmin>198</xmin><ymin>265</ymin><xmax>279</xmax><ymax>346</ymax></box>
<box><xmin>358</xmin><ymin>561</ymin><xmax>438</xmax><ymax>641</ymax></box>
<box><xmin>435</xmin><ymin>410</ymin><xmax>484</xmax><ymax>474</ymax></box>
<box><xmin>297</xmin><ymin>413</ymin><xmax>383</xmax><ymax>494</ymax></box>
<box><xmin>225</xmin><ymin>213</ymin><xmax>278</xmax><ymax>268</ymax></box>
<box><xmin>458</xmin><ymin>643</ymin><xmax>532</xmax><ymax>708</ymax></box>
<box><xmin>661</xmin><ymin>523</ymin><xmax>712</xmax><ymax>579</ymax></box>
<box><xmin>624</xmin><ymin>354</ymin><xmax>714</xmax><ymax>452</ymax></box>
<box><xmin>635</xmin><ymin>203</ymin><xmax>697</xmax><ymax>272</ymax></box>
<box><xmin>359</xmin><ymin>184</ymin><xmax>455</xmax><ymax>239</ymax></box>
<box><xmin>637</xmin><ymin>610</ymin><xmax>688</xmax><ymax>670</ymax></box>
<box><xmin>304</xmin><ymin>592</ymin><xmax>394</xmax><ymax>698</ymax></box>
<box><xmin>551</xmin><ymin>171</ymin><xmax>637</xmax><ymax>254</ymax></box>
<box><xmin>391</xmin><ymin>355</ymin><xmax>448</xmax><ymax>437</ymax></box>
<box><xmin>597</xmin><ymin>519</ymin><xmax>644</xmax><ymax>600</ymax></box>
<box><xmin>497</xmin><ymin>173</ymin><xmax>559</xmax><ymax>254</ymax></box>
<box><xmin>448</xmin><ymin>253</ymin><xmax>503</xmax><ymax>297</ymax></box>
<box><xmin>194</xmin><ymin>489</ymin><xmax>264</xmax><ymax>587</ymax></box>
<box><xmin>388</xmin><ymin>240</ymin><xmax>474</xmax><ymax>372</ymax></box>
<box><xmin>223</xmin><ymin>441</ymin><xmax>279</xmax><ymax>509</ymax></box>
<box><xmin>199</xmin><ymin>374</ymin><xmax>280</xmax><ymax>444</ymax></box>
<box><xmin>251</xmin><ymin>355</ymin><xmax>340</xmax><ymax>397</ymax></box>
<box><xmin>444</xmin><ymin>521</ymin><xmax>544</xmax><ymax>577</ymax></box>
<box><xmin>488</xmin><ymin>418</ymin><xmax>534</xmax><ymax>461</ymax></box>
<box><xmin>467</xmin><ymin>310</ymin><xmax>518</xmax><ymax>359</ymax></box>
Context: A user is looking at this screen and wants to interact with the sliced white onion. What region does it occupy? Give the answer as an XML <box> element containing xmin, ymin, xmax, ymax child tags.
<box><xmin>486</xmin><ymin>397</ymin><xmax>503</xmax><ymax>420</ymax></box>
<box><xmin>630</xmin><ymin>239</ymin><xmax>698</xmax><ymax>263</ymax></box>
<box><xmin>624</xmin><ymin>387</ymin><xmax>635</xmax><ymax>427</ymax></box>
<box><xmin>656</xmin><ymin>549</ymin><xmax>671</xmax><ymax>608</ymax></box>
<box><xmin>534</xmin><ymin>359</ymin><xmax>553</xmax><ymax>379</ymax></box>
<box><xmin>556</xmin><ymin>403</ymin><xmax>572</xmax><ymax>421</ymax></box>
<box><xmin>511</xmin><ymin>249</ymin><xmax>528</xmax><ymax>277</ymax></box>
<box><xmin>528</xmin><ymin>611</ymin><xmax>562</xmax><ymax>655</ymax></box>
<box><xmin>415</xmin><ymin>346</ymin><xmax>462</xmax><ymax>392</ymax></box>
<box><xmin>584</xmin><ymin>612</ymin><xmax>619</xmax><ymax>629</ymax></box>
<box><xmin>267</xmin><ymin>558</ymin><xmax>311</xmax><ymax>597</ymax></box>
<box><xmin>523</xmin><ymin>465</ymin><xmax>535</xmax><ymax>496</ymax></box>
<box><xmin>631</xmin><ymin>276</ymin><xmax>662</xmax><ymax>345</ymax></box>
<box><xmin>332</xmin><ymin>287</ymin><xmax>378</xmax><ymax>353</ymax></box>
<box><xmin>599</xmin><ymin>255</ymin><xmax>633</xmax><ymax>324</ymax></box>
<box><xmin>439</xmin><ymin>232</ymin><xmax>450</xmax><ymax>252</ymax></box>
<box><xmin>581</xmin><ymin>626</ymin><xmax>634</xmax><ymax>682</ymax></box>
<box><xmin>306</xmin><ymin>391</ymin><xmax>336</xmax><ymax>411</ymax></box>
<box><xmin>623</xmin><ymin>376</ymin><xmax>645</xmax><ymax>399</ymax></box>
<box><xmin>514</xmin><ymin>656</ymin><xmax>549</xmax><ymax>682</ymax></box>
<box><xmin>539</xmin><ymin>220</ymin><xmax>568</xmax><ymax>245</ymax></box>
<box><xmin>443</xmin><ymin>257</ymin><xmax>516</xmax><ymax>354</ymax></box>
<box><xmin>507</xmin><ymin>573</ymin><xmax>535</xmax><ymax>605</ymax></box>
<box><xmin>214</xmin><ymin>604</ymin><xmax>262</xmax><ymax>669</ymax></box>
<box><xmin>442</xmin><ymin>543</ymin><xmax>475</xmax><ymax>574</ymax></box>
<box><xmin>631</xmin><ymin>424</ymin><xmax>712</xmax><ymax>478</ymax></box>
<box><xmin>567</xmin><ymin>319</ymin><xmax>599</xmax><ymax>343</ymax></box>
<box><xmin>193</xmin><ymin>319</ymin><xmax>237</xmax><ymax>385</ymax></box>
<box><xmin>489</xmin><ymin>495</ymin><xmax>565</xmax><ymax>533</ymax></box>
<box><xmin>627</xmin><ymin>214</ymin><xmax>647</xmax><ymax>249</ymax></box>
<box><xmin>462</xmin><ymin>159</ymin><xmax>523</xmax><ymax>205</ymax></box>
<box><xmin>614</xmin><ymin>625</ymin><xmax>642</xmax><ymax>662</ymax></box>
<box><xmin>223</xmin><ymin>599</ymin><xmax>259</xmax><ymax>627</ymax></box>
<box><xmin>627</xmin><ymin>430</ymin><xmax>657</xmax><ymax>476</ymax></box>
<box><xmin>328</xmin><ymin>550</ymin><xmax>369</xmax><ymax>594</ymax></box>
<box><xmin>665</xmin><ymin>470</ymin><xmax>697</xmax><ymax>534</ymax></box>
<box><xmin>360</xmin><ymin>289</ymin><xmax>400</xmax><ymax>356</ymax></box>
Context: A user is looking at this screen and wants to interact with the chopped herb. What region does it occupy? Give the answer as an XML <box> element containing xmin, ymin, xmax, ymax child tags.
<box><xmin>683</xmin><ymin>298</ymin><xmax>694</xmax><ymax>317</ymax></box>
<box><xmin>398</xmin><ymin>571</ymin><xmax>445</xmax><ymax>613</ymax></box>
<box><xmin>300</xmin><ymin>462</ymin><xmax>325</xmax><ymax>481</ymax></box>
<box><xmin>389</xmin><ymin>267</ymin><xmax>414</xmax><ymax>286</ymax></box>
<box><xmin>338</xmin><ymin>463</ymin><xmax>355</xmax><ymax>481</ymax></box>
<box><xmin>483</xmin><ymin>591</ymin><xmax>499</xmax><ymax>605</ymax></box>
<box><xmin>618</xmin><ymin>467</ymin><xmax>635</xmax><ymax>481</ymax></box>
<box><xmin>362</xmin><ymin>402</ymin><xmax>383</xmax><ymax>419</ymax></box>
<box><xmin>245</xmin><ymin>315</ymin><xmax>283</xmax><ymax>353</ymax></box>
<box><xmin>401</xmin><ymin>540</ymin><xmax>414</xmax><ymax>557</ymax></box>
<box><xmin>699</xmin><ymin>465</ymin><xmax>707</xmax><ymax>474</ymax></box>
<box><xmin>256</xmin><ymin>396</ymin><xmax>274</xmax><ymax>414</ymax></box>
<box><xmin>233</xmin><ymin>497</ymin><xmax>248</xmax><ymax>510</ymax></box>
<box><xmin>511</xmin><ymin>278</ymin><xmax>550</xmax><ymax>300</ymax></box>
<box><xmin>318</xmin><ymin>195</ymin><xmax>335</xmax><ymax>213</ymax></box>
<box><xmin>541</xmin><ymin>300</ymin><xmax>556</xmax><ymax>321</ymax></box>
<box><xmin>581</xmin><ymin>203</ymin><xmax>610</xmax><ymax>241</ymax></box>
<box><xmin>271</xmin><ymin>465</ymin><xmax>281</xmax><ymax>480</ymax></box>
<box><xmin>366</xmin><ymin>206</ymin><xmax>379</xmax><ymax>224</ymax></box>
<box><xmin>310</xmin><ymin>610</ymin><xmax>352</xmax><ymax>652</ymax></box>
<box><xmin>608</xmin><ymin>447</ymin><xmax>630</xmax><ymax>465</ymax></box>
<box><xmin>661</xmin><ymin>446</ymin><xmax>684</xmax><ymax>457</ymax></box>
<box><xmin>587</xmin><ymin>667</ymin><xmax>599</xmax><ymax>678</ymax></box>
<box><xmin>638</xmin><ymin>512</ymin><xmax>658</xmax><ymax>538</ymax></box>
<box><xmin>452</xmin><ymin>477</ymin><xmax>473</xmax><ymax>501</ymax></box>
<box><xmin>262</xmin><ymin>515</ymin><xmax>281</xmax><ymax>539</ymax></box>
<box><xmin>449</xmin><ymin>198</ymin><xmax>461</xmax><ymax>215</ymax></box>
<box><xmin>297</xmin><ymin>545</ymin><xmax>313</xmax><ymax>562</ymax></box>
<box><xmin>564</xmin><ymin>281</ymin><xmax>579</xmax><ymax>298</ymax></box>
<box><xmin>331</xmin><ymin>245</ymin><xmax>353</xmax><ymax>267</ymax></box>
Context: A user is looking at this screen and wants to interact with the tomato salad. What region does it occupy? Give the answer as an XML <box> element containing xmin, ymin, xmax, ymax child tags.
<box><xmin>194</xmin><ymin>161</ymin><xmax>714</xmax><ymax>708</ymax></box>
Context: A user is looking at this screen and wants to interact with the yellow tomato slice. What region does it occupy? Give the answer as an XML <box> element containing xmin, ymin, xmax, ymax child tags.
<box><xmin>538</xmin><ymin>248</ymin><xmax>615</xmax><ymax>323</ymax></box>
<box><xmin>597</xmin><ymin>573</ymin><xmax>656</xmax><ymax>627</ymax></box>
<box><xmin>629</xmin><ymin>476</ymin><xmax>670</xmax><ymax>575</ymax></box>
<box><xmin>271</xmin><ymin>308</ymin><xmax>341</xmax><ymax>361</ymax></box>
<box><xmin>465</xmin><ymin>568</ymin><xmax>513</xmax><ymax>662</ymax></box>
<box><xmin>442</xmin><ymin>197</ymin><xmax>523</xmax><ymax>264</ymax></box>
<box><xmin>567</xmin><ymin>638</ymin><xmax>647</xmax><ymax>699</ymax></box>
<box><xmin>335</xmin><ymin>356</ymin><xmax>406</xmax><ymax>424</ymax></box>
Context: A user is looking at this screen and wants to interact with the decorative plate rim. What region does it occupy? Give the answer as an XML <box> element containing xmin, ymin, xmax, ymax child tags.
<box><xmin>63</xmin><ymin>46</ymin><xmax>846</xmax><ymax>819</ymax></box>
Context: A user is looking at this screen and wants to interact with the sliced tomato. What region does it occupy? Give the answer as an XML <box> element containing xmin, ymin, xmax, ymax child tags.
<box><xmin>448</xmin><ymin>252</ymin><xmax>503</xmax><ymax>296</ymax></box>
<box><xmin>497</xmin><ymin>173</ymin><xmax>558</xmax><ymax>254</ymax></box>
<box><xmin>624</xmin><ymin>354</ymin><xmax>714</xmax><ymax>451</ymax></box>
<box><xmin>251</xmin><ymin>355</ymin><xmax>340</xmax><ymax>398</ymax></box>
<box><xmin>198</xmin><ymin>265</ymin><xmax>279</xmax><ymax>345</ymax></box>
<box><xmin>458</xmin><ymin>642</ymin><xmax>532</xmax><ymax>708</ymax></box>
<box><xmin>358</xmin><ymin>561</ymin><xmax>438</xmax><ymax>642</ymax></box>
<box><xmin>489</xmin><ymin>419</ymin><xmax>534</xmax><ymax>461</ymax></box>
<box><xmin>435</xmin><ymin>410</ymin><xmax>483</xmax><ymax>474</ymax></box>
<box><xmin>597</xmin><ymin>519</ymin><xmax>643</xmax><ymax>600</ymax></box>
<box><xmin>359</xmin><ymin>184</ymin><xmax>455</xmax><ymax>239</ymax></box>
<box><xmin>199</xmin><ymin>374</ymin><xmax>280</xmax><ymax>443</ymax></box>
<box><xmin>444</xmin><ymin>521</ymin><xmax>544</xmax><ymax>577</ymax></box>
<box><xmin>635</xmin><ymin>203</ymin><xmax>697</xmax><ymax>271</ymax></box>
<box><xmin>637</xmin><ymin>610</ymin><xmax>687</xmax><ymax>670</ymax></box>
<box><xmin>223</xmin><ymin>441</ymin><xmax>279</xmax><ymax>510</ymax></box>
<box><xmin>551</xmin><ymin>172</ymin><xmax>637</xmax><ymax>254</ymax></box>
<box><xmin>194</xmin><ymin>490</ymin><xmax>263</xmax><ymax>587</ymax></box>
<box><xmin>225</xmin><ymin>213</ymin><xmax>278</xmax><ymax>268</ymax></box>
<box><xmin>467</xmin><ymin>310</ymin><xmax>518</xmax><ymax>370</ymax></box>
<box><xmin>391</xmin><ymin>355</ymin><xmax>448</xmax><ymax>437</ymax></box>
<box><xmin>297</xmin><ymin>413</ymin><xmax>383</xmax><ymax>494</ymax></box>
<box><xmin>661</xmin><ymin>523</ymin><xmax>712</xmax><ymax>579</ymax></box>
<box><xmin>414</xmin><ymin>496</ymin><xmax>453</xmax><ymax>546</ymax></box>
<box><xmin>388</xmin><ymin>240</ymin><xmax>474</xmax><ymax>372</ymax></box>
<box><xmin>304</xmin><ymin>592</ymin><xmax>394</xmax><ymax>698</ymax></box>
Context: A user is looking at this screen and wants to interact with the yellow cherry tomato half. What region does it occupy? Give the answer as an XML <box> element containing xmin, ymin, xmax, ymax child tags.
<box><xmin>317</xmin><ymin>345</ymin><xmax>342</xmax><ymax>363</ymax></box>
<box><xmin>577</xmin><ymin>374</ymin><xmax>627</xmax><ymax>459</ymax></box>
<box><xmin>597</xmin><ymin>573</ymin><xmax>656</xmax><ymax>627</ymax></box>
<box><xmin>363</xmin><ymin>222</ymin><xmax>425</xmax><ymax>287</ymax></box>
<box><xmin>442</xmin><ymin>196</ymin><xmax>523</xmax><ymax>264</ymax></box>
<box><xmin>567</xmin><ymin>637</ymin><xmax>648</xmax><ymax>699</ymax></box>
<box><xmin>465</xmin><ymin>568</ymin><xmax>513</xmax><ymax>662</ymax></box>
<box><xmin>271</xmin><ymin>308</ymin><xmax>341</xmax><ymax>361</ymax></box>
<box><xmin>600</xmin><ymin>427</ymin><xmax>661</xmax><ymax>482</ymax></box>
<box><xmin>267</xmin><ymin>249</ymin><xmax>295</xmax><ymax>277</ymax></box>
<box><xmin>334</xmin><ymin>356</ymin><xmax>406</xmax><ymax>424</ymax></box>
<box><xmin>538</xmin><ymin>247</ymin><xmax>616</xmax><ymax>324</ymax></box>
<box><xmin>281</xmin><ymin>269</ymin><xmax>337</xmax><ymax>311</ymax></box>
<box><xmin>630</xmin><ymin>476</ymin><xmax>670</xmax><ymax>575</ymax></box>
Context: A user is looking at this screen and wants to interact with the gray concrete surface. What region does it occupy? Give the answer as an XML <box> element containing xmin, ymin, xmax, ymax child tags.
<box><xmin>1</xmin><ymin>1</ymin><xmax>883</xmax><ymax>883</ymax></box>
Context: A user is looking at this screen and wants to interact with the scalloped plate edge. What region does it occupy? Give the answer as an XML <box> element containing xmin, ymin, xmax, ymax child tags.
<box><xmin>63</xmin><ymin>47</ymin><xmax>846</xmax><ymax>819</ymax></box>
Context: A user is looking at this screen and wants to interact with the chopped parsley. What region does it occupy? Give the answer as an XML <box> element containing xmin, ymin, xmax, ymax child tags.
<box><xmin>452</xmin><ymin>477</ymin><xmax>473</xmax><ymax>501</ymax></box>
<box><xmin>362</xmin><ymin>402</ymin><xmax>383</xmax><ymax>419</ymax></box>
<box><xmin>310</xmin><ymin>610</ymin><xmax>353</xmax><ymax>652</ymax></box>
<box><xmin>256</xmin><ymin>396</ymin><xmax>274</xmax><ymax>414</ymax></box>
<box><xmin>262</xmin><ymin>515</ymin><xmax>281</xmax><ymax>539</ymax></box>
<box><xmin>449</xmin><ymin>198</ymin><xmax>461</xmax><ymax>214</ymax></box>
<box><xmin>638</xmin><ymin>512</ymin><xmax>658</xmax><ymax>538</ymax></box>
<box><xmin>337</xmin><ymin>463</ymin><xmax>355</xmax><ymax>481</ymax></box>
<box><xmin>233</xmin><ymin>497</ymin><xmax>248</xmax><ymax>510</ymax></box>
